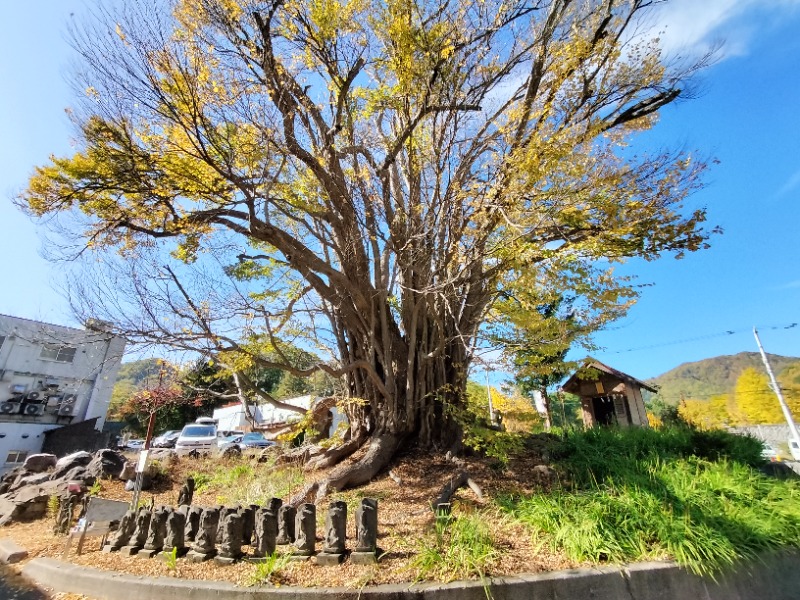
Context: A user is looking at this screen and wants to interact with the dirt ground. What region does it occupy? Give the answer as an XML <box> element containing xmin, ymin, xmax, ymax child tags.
<box><xmin>2</xmin><ymin>445</ymin><xmax>581</xmax><ymax>598</ymax></box>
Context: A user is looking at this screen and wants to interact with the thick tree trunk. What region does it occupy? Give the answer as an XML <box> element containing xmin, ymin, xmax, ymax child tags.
<box><xmin>300</xmin><ymin>337</ymin><xmax>471</xmax><ymax>497</ymax></box>
<box><xmin>299</xmin><ymin>270</ymin><xmax>482</xmax><ymax>496</ymax></box>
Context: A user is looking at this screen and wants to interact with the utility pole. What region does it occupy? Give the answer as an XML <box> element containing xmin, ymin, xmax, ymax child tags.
<box><xmin>753</xmin><ymin>327</ymin><xmax>800</xmax><ymax>449</ymax></box>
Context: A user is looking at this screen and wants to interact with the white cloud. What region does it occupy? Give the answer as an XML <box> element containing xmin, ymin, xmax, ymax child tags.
<box><xmin>642</xmin><ymin>0</ymin><xmax>800</xmax><ymax>59</ymax></box>
<box><xmin>776</xmin><ymin>168</ymin><xmax>800</xmax><ymax>198</ymax></box>
<box><xmin>773</xmin><ymin>280</ymin><xmax>800</xmax><ymax>291</ymax></box>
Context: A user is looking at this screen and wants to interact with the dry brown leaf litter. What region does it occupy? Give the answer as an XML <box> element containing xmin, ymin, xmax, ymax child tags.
<box><xmin>3</xmin><ymin>448</ymin><xmax>581</xmax><ymax>598</ymax></box>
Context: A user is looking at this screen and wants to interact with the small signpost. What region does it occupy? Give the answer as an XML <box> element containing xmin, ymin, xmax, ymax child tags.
<box><xmin>130</xmin><ymin>449</ymin><xmax>150</xmax><ymax>510</ymax></box>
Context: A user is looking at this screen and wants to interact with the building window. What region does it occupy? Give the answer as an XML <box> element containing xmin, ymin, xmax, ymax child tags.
<box><xmin>40</xmin><ymin>344</ymin><xmax>77</xmax><ymax>363</ymax></box>
<box><xmin>5</xmin><ymin>450</ymin><xmax>28</xmax><ymax>464</ymax></box>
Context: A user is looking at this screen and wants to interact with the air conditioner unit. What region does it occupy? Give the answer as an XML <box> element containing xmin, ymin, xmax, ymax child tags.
<box><xmin>23</xmin><ymin>403</ymin><xmax>46</xmax><ymax>416</ymax></box>
<box><xmin>84</xmin><ymin>318</ymin><xmax>114</xmax><ymax>332</ymax></box>
<box><xmin>0</xmin><ymin>401</ymin><xmax>22</xmax><ymax>415</ymax></box>
<box><xmin>10</xmin><ymin>383</ymin><xmax>27</xmax><ymax>395</ymax></box>
<box><xmin>62</xmin><ymin>394</ymin><xmax>77</xmax><ymax>405</ymax></box>
<box><xmin>58</xmin><ymin>404</ymin><xmax>75</xmax><ymax>416</ymax></box>
<box><xmin>26</xmin><ymin>391</ymin><xmax>41</xmax><ymax>401</ymax></box>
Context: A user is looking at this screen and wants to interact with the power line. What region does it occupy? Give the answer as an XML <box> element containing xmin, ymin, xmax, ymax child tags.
<box><xmin>606</xmin><ymin>322</ymin><xmax>797</xmax><ymax>354</ymax></box>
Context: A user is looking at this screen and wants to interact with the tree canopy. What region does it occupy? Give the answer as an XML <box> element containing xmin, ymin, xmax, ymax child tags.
<box><xmin>20</xmin><ymin>0</ymin><xmax>716</xmax><ymax>494</ymax></box>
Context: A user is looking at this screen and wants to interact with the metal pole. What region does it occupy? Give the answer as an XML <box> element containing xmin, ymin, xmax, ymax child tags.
<box><xmin>753</xmin><ymin>327</ymin><xmax>800</xmax><ymax>448</ymax></box>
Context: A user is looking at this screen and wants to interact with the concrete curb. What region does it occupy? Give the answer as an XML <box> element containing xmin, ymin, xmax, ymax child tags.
<box><xmin>0</xmin><ymin>538</ymin><xmax>28</xmax><ymax>564</ymax></box>
<box><xmin>22</xmin><ymin>551</ymin><xmax>800</xmax><ymax>600</ymax></box>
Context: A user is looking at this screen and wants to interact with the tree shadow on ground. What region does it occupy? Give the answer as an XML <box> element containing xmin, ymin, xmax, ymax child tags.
<box><xmin>0</xmin><ymin>564</ymin><xmax>50</xmax><ymax>600</ymax></box>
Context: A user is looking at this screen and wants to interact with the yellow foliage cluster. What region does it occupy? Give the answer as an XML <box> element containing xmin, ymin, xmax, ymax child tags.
<box><xmin>677</xmin><ymin>367</ymin><xmax>800</xmax><ymax>430</ymax></box>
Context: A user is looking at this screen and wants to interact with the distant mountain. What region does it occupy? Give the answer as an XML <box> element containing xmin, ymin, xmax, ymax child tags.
<box><xmin>115</xmin><ymin>358</ymin><xmax>166</xmax><ymax>387</ymax></box>
<box><xmin>646</xmin><ymin>352</ymin><xmax>800</xmax><ymax>405</ymax></box>
<box><xmin>109</xmin><ymin>358</ymin><xmax>169</xmax><ymax>418</ymax></box>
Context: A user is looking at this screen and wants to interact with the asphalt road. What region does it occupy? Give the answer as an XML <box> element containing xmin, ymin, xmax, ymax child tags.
<box><xmin>0</xmin><ymin>564</ymin><xmax>49</xmax><ymax>600</ymax></box>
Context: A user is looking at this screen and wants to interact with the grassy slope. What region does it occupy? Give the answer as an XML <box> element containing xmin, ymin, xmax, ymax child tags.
<box><xmin>499</xmin><ymin>426</ymin><xmax>800</xmax><ymax>575</ymax></box>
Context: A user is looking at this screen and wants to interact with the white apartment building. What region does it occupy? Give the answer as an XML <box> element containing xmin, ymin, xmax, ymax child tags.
<box><xmin>0</xmin><ymin>314</ymin><xmax>125</xmax><ymax>473</ymax></box>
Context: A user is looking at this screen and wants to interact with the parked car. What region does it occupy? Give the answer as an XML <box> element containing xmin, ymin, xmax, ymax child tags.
<box><xmin>152</xmin><ymin>430</ymin><xmax>180</xmax><ymax>448</ymax></box>
<box><xmin>175</xmin><ymin>418</ymin><xmax>218</xmax><ymax>455</ymax></box>
<box><xmin>124</xmin><ymin>439</ymin><xmax>145</xmax><ymax>451</ymax></box>
<box><xmin>761</xmin><ymin>442</ymin><xmax>781</xmax><ymax>462</ymax></box>
<box><xmin>789</xmin><ymin>438</ymin><xmax>800</xmax><ymax>461</ymax></box>
<box><xmin>217</xmin><ymin>430</ymin><xmax>245</xmax><ymax>439</ymax></box>
<box><xmin>217</xmin><ymin>434</ymin><xmax>244</xmax><ymax>449</ymax></box>
<box><xmin>220</xmin><ymin>432</ymin><xmax>276</xmax><ymax>452</ymax></box>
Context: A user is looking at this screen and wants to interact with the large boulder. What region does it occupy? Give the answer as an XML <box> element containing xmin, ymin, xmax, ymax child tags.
<box><xmin>0</xmin><ymin>497</ymin><xmax>17</xmax><ymax>526</ymax></box>
<box><xmin>0</xmin><ymin>467</ymin><xmax>25</xmax><ymax>495</ymax></box>
<box><xmin>22</xmin><ymin>454</ymin><xmax>57</xmax><ymax>474</ymax></box>
<box><xmin>0</xmin><ymin>471</ymin><xmax>91</xmax><ymax>526</ymax></box>
<box><xmin>118</xmin><ymin>461</ymin><xmax>136</xmax><ymax>481</ymax></box>
<box><xmin>59</xmin><ymin>466</ymin><xmax>94</xmax><ymax>489</ymax></box>
<box><xmin>86</xmin><ymin>449</ymin><xmax>127</xmax><ymax>479</ymax></box>
<box><xmin>6</xmin><ymin>472</ymin><xmax>52</xmax><ymax>494</ymax></box>
<box><xmin>148</xmin><ymin>448</ymin><xmax>175</xmax><ymax>461</ymax></box>
<box><xmin>123</xmin><ymin>472</ymin><xmax>156</xmax><ymax>491</ymax></box>
<box><xmin>0</xmin><ymin>486</ymin><xmax>51</xmax><ymax>526</ymax></box>
<box><xmin>122</xmin><ymin>462</ymin><xmax>161</xmax><ymax>492</ymax></box>
<box><xmin>52</xmin><ymin>451</ymin><xmax>93</xmax><ymax>480</ymax></box>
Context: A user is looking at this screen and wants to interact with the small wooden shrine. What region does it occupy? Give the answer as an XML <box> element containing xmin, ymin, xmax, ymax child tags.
<box><xmin>561</xmin><ymin>359</ymin><xmax>656</xmax><ymax>428</ymax></box>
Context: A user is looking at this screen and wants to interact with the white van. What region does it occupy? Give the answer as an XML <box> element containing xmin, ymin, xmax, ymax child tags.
<box><xmin>789</xmin><ymin>438</ymin><xmax>800</xmax><ymax>461</ymax></box>
<box><xmin>175</xmin><ymin>417</ymin><xmax>218</xmax><ymax>454</ymax></box>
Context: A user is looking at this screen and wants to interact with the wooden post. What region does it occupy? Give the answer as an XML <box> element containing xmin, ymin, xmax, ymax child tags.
<box><xmin>76</xmin><ymin>519</ymin><xmax>89</xmax><ymax>555</ymax></box>
<box><xmin>144</xmin><ymin>411</ymin><xmax>157</xmax><ymax>450</ymax></box>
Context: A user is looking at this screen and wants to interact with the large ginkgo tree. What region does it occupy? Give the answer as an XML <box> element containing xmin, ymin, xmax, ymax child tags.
<box><xmin>21</xmin><ymin>0</ymin><xmax>715</xmax><ymax>495</ymax></box>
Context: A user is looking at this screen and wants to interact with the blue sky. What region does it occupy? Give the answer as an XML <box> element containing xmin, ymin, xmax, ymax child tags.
<box><xmin>1</xmin><ymin>0</ymin><xmax>799</xmax><ymax>379</ymax></box>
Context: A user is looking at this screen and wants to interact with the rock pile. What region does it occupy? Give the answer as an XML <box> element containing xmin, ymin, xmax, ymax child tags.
<box><xmin>0</xmin><ymin>449</ymin><xmax>131</xmax><ymax>526</ymax></box>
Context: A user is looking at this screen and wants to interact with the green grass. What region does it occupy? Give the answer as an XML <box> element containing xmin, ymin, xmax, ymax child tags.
<box><xmin>248</xmin><ymin>551</ymin><xmax>292</xmax><ymax>586</ymax></box>
<box><xmin>550</xmin><ymin>425</ymin><xmax>764</xmax><ymax>487</ymax></box>
<box><xmin>412</xmin><ymin>511</ymin><xmax>500</xmax><ymax>584</ymax></box>
<box><xmin>162</xmin><ymin>546</ymin><xmax>178</xmax><ymax>571</ymax></box>
<box><xmin>189</xmin><ymin>458</ymin><xmax>304</xmax><ymax>506</ymax></box>
<box><xmin>499</xmin><ymin>426</ymin><xmax>800</xmax><ymax>575</ymax></box>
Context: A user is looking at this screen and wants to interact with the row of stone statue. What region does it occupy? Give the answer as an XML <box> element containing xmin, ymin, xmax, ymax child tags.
<box><xmin>102</xmin><ymin>497</ymin><xmax>379</xmax><ymax>565</ymax></box>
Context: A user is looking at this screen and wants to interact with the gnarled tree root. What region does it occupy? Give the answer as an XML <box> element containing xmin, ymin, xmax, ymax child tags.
<box><xmin>289</xmin><ymin>434</ymin><xmax>400</xmax><ymax>505</ymax></box>
<box><xmin>303</xmin><ymin>432</ymin><xmax>368</xmax><ymax>471</ymax></box>
<box><xmin>432</xmin><ymin>470</ymin><xmax>483</xmax><ymax>511</ymax></box>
